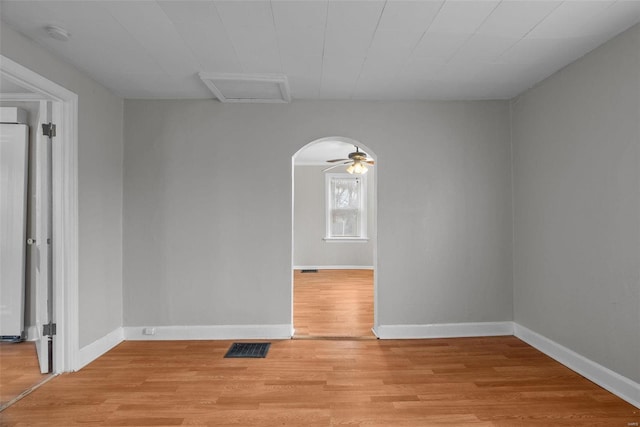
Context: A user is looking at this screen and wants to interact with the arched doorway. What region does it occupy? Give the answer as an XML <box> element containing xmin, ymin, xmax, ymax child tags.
<box><xmin>291</xmin><ymin>137</ymin><xmax>377</xmax><ymax>338</ymax></box>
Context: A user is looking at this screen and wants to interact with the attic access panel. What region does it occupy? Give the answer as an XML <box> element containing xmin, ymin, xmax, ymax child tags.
<box><xmin>199</xmin><ymin>72</ymin><xmax>291</xmax><ymax>103</ymax></box>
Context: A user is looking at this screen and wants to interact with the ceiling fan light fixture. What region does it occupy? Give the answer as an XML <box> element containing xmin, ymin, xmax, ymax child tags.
<box><xmin>325</xmin><ymin>145</ymin><xmax>373</xmax><ymax>174</ymax></box>
<box><xmin>347</xmin><ymin>161</ymin><xmax>368</xmax><ymax>175</ymax></box>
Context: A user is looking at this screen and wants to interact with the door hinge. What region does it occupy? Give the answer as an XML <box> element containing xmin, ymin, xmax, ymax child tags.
<box><xmin>43</xmin><ymin>322</ymin><xmax>57</xmax><ymax>336</ymax></box>
<box><xmin>42</xmin><ymin>122</ymin><xmax>56</xmax><ymax>138</ymax></box>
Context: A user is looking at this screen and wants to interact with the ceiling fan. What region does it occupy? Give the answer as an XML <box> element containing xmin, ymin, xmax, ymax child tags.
<box><xmin>323</xmin><ymin>146</ymin><xmax>375</xmax><ymax>174</ymax></box>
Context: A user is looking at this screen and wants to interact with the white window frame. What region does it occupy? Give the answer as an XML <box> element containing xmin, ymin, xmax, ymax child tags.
<box><xmin>324</xmin><ymin>173</ymin><xmax>368</xmax><ymax>242</ymax></box>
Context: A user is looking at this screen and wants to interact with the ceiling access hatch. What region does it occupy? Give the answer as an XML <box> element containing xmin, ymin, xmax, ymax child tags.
<box><xmin>199</xmin><ymin>72</ymin><xmax>291</xmax><ymax>103</ymax></box>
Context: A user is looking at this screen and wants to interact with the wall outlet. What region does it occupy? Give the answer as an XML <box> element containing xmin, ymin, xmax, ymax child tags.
<box><xmin>142</xmin><ymin>327</ymin><xmax>155</xmax><ymax>336</ymax></box>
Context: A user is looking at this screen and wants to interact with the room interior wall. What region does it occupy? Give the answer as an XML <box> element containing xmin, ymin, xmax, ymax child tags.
<box><xmin>1</xmin><ymin>14</ymin><xmax>638</xmax><ymax>404</ymax></box>
<box><xmin>293</xmin><ymin>164</ymin><xmax>374</xmax><ymax>268</ymax></box>
<box><xmin>1</xmin><ymin>25</ymin><xmax>125</xmax><ymax>348</ymax></box>
<box><xmin>3</xmin><ymin>12</ymin><xmax>638</xmax><ymax>402</ymax></box>
<box><xmin>123</xmin><ymin>99</ymin><xmax>513</xmax><ymax>330</ymax></box>
<box><xmin>511</xmin><ymin>24</ymin><xmax>640</xmax><ymax>383</ymax></box>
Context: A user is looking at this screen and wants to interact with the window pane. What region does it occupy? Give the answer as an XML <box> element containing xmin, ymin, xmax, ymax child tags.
<box><xmin>326</xmin><ymin>174</ymin><xmax>365</xmax><ymax>239</ymax></box>
<box><xmin>332</xmin><ymin>178</ymin><xmax>359</xmax><ymax>209</ymax></box>
<box><xmin>331</xmin><ymin>209</ymin><xmax>359</xmax><ymax>237</ymax></box>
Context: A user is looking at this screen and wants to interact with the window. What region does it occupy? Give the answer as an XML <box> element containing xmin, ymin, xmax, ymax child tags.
<box><xmin>325</xmin><ymin>173</ymin><xmax>367</xmax><ymax>240</ymax></box>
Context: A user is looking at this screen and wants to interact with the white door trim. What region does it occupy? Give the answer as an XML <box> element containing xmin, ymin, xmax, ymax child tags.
<box><xmin>1</xmin><ymin>55</ymin><xmax>79</xmax><ymax>373</ymax></box>
<box><xmin>33</xmin><ymin>100</ymin><xmax>51</xmax><ymax>373</ymax></box>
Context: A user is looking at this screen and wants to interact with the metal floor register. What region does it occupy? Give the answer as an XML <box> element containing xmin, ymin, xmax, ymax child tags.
<box><xmin>224</xmin><ymin>342</ymin><xmax>271</xmax><ymax>358</ymax></box>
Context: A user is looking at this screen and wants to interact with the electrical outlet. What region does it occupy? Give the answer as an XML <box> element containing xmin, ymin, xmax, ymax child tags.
<box><xmin>142</xmin><ymin>327</ymin><xmax>155</xmax><ymax>336</ymax></box>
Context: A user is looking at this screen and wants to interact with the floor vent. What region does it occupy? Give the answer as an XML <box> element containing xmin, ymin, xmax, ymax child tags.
<box><xmin>224</xmin><ymin>342</ymin><xmax>270</xmax><ymax>358</ymax></box>
<box><xmin>301</xmin><ymin>269</ymin><xmax>318</xmax><ymax>273</ymax></box>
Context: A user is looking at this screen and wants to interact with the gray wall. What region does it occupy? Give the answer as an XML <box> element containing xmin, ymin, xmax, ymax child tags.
<box><xmin>293</xmin><ymin>165</ymin><xmax>374</xmax><ymax>268</ymax></box>
<box><xmin>123</xmin><ymin>100</ymin><xmax>513</xmax><ymax>328</ymax></box>
<box><xmin>1</xmin><ymin>26</ymin><xmax>124</xmax><ymax>347</ymax></box>
<box><xmin>511</xmin><ymin>24</ymin><xmax>640</xmax><ymax>383</ymax></box>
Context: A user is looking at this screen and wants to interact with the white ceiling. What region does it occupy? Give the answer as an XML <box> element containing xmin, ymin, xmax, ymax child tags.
<box><xmin>295</xmin><ymin>139</ymin><xmax>366</xmax><ymax>165</ymax></box>
<box><xmin>1</xmin><ymin>1</ymin><xmax>639</xmax><ymax>101</ymax></box>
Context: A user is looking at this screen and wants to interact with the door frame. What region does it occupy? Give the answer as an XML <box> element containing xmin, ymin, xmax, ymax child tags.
<box><xmin>291</xmin><ymin>136</ymin><xmax>379</xmax><ymax>336</ymax></box>
<box><xmin>1</xmin><ymin>55</ymin><xmax>79</xmax><ymax>373</ymax></box>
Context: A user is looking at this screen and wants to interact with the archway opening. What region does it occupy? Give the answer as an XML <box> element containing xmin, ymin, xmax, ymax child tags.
<box><xmin>291</xmin><ymin>137</ymin><xmax>377</xmax><ymax>338</ymax></box>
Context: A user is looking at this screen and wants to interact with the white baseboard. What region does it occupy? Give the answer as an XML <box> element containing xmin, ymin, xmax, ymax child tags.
<box><xmin>514</xmin><ymin>323</ymin><xmax>640</xmax><ymax>409</ymax></box>
<box><xmin>294</xmin><ymin>266</ymin><xmax>373</xmax><ymax>270</ymax></box>
<box><xmin>374</xmin><ymin>321</ymin><xmax>514</xmax><ymax>339</ymax></box>
<box><xmin>123</xmin><ymin>324</ymin><xmax>294</xmax><ymax>341</ymax></box>
<box><xmin>77</xmin><ymin>327</ymin><xmax>124</xmax><ymax>371</ymax></box>
<box><xmin>25</xmin><ymin>325</ymin><xmax>38</xmax><ymax>341</ymax></box>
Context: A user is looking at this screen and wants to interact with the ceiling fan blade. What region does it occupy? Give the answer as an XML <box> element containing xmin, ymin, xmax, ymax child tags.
<box><xmin>322</xmin><ymin>163</ymin><xmax>348</xmax><ymax>172</ymax></box>
<box><xmin>365</xmin><ymin>160</ymin><xmax>375</xmax><ymax>165</ymax></box>
<box><xmin>326</xmin><ymin>158</ymin><xmax>349</xmax><ymax>163</ymax></box>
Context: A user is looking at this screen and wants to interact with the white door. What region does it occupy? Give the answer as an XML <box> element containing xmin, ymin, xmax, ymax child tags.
<box><xmin>0</xmin><ymin>123</ymin><xmax>28</xmax><ymax>339</ymax></box>
<box><xmin>32</xmin><ymin>101</ymin><xmax>52</xmax><ymax>374</ymax></box>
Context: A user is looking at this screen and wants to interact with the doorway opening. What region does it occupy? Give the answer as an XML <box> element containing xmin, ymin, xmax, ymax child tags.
<box><xmin>1</xmin><ymin>100</ymin><xmax>53</xmax><ymax>409</ymax></box>
<box><xmin>291</xmin><ymin>137</ymin><xmax>377</xmax><ymax>339</ymax></box>
<box><xmin>1</xmin><ymin>55</ymin><xmax>79</xmax><ymax>408</ymax></box>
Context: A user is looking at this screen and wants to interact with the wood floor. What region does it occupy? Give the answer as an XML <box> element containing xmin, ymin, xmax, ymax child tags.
<box><xmin>2</xmin><ymin>271</ymin><xmax>638</xmax><ymax>425</ymax></box>
<box><xmin>293</xmin><ymin>269</ymin><xmax>373</xmax><ymax>337</ymax></box>
<box><xmin>1</xmin><ymin>337</ymin><xmax>637</xmax><ymax>426</ymax></box>
<box><xmin>0</xmin><ymin>341</ymin><xmax>48</xmax><ymax>407</ymax></box>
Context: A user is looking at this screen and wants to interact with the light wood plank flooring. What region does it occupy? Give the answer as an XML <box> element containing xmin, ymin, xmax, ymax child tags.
<box><xmin>1</xmin><ymin>337</ymin><xmax>638</xmax><ymax>426</ymax></box>
<box><xmin>0</xmin><ymin>341</ymin><xmax>48</xmax><ymax>406</ymax></box>
<box><xmin>293</xmin><ymin>269</ymin><xmax>373</xmax><ymax>337</ymax></box>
